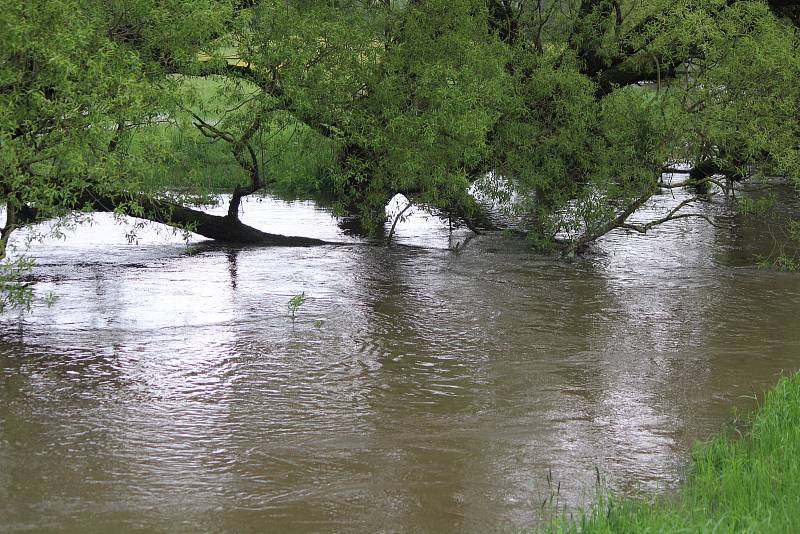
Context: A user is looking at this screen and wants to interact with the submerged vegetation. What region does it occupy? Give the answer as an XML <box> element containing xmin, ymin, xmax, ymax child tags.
<box><xmin>547</xmin><ymin>372</ymin><xmax>800</xmax><ymax>533</ymax></box>
<box><xmin>288</xmin><ymin>291</ymin><xmax>306</xmax><ymax>320</ymax></box>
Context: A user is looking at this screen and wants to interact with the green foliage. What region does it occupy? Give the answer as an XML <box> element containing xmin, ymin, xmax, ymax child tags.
<box><xmin>0</xmin><ymin>0</ymin><xmax>226</xmax><ymax>311</ymax></box>
<box><xmin>738</xmin><ymin>193</ymin><xmax>778</xmax><ymax>216</ymax></box>
<box><xmin>217</xmin><ymin>0</ymin><xmax>508</xmax><ymax>230</ymax></box>
<box><xmin>288</xmin><ymin>291</ymin><xmax>306</xmax><ymax>320</ymax></box>
<box><xmin>755</xmin><ymin>217</ymin><xmax>800</xmax><ymax>272</ymax></box>
<box><xmin>489</xmin><ymin>48</ymin><xmax>597</xmax><ymax>240</ymax></box>
<box><xmin>672</xmin><ymin>0</ymin><xmax>800</xmax><ymax>175</ymax></box>
<box><xmin>0</xmin><ymin>258</ymin><xmax>34</xmax><ymax>313</ymax></box>
<box><xmin>0</xmin><ymin>0</ymin><xmax>227</xmax><ymax>207</ymax></box>
<box><xmin>546</xmin><ymin>372</ymin><xmax>800</xmax><ymax>533</ymax></box>
<box><xmin>484</xmin><ymin>0</ymin><xmax>800</xmax><ymax>250</ymax></box>
<box><xmin>759</xmin><ymin>254</ymin><xmax>800</xmax><ymax>272</ymax></box>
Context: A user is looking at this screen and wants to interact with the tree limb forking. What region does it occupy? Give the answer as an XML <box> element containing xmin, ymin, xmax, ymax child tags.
<box><xmin>621</xmin><ymin>212</ymin><xmax>723</xmax><ymax>233</ymax></box>
<box><xmin>563</xmin><ymin>187</ymin><xmax>655</xmax><ymax>253</ymax></box>
<box><xmin>191</xmin><ymin>111</ymin><xmax>266</xmax><ymax>220</ymax></box>
<box><xmin>619</xmin><ymin>195</ymin><xmax>724</xmax><ymax>233</ymax></box>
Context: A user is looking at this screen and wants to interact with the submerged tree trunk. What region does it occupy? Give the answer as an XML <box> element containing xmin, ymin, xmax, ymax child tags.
<box><xmin>97</xmin><ymin>193</ymin><xmax>330</xmax><ymax>246</ymax></box>
<box><xmin>18</xmin><ymin>191</ymin><xmax>330</xmax><ymax>247</ymax></box>
<box><xmin>147</xmin><ymin>207</ymin><xmax>328</xmax><ymax>246</ymax></box>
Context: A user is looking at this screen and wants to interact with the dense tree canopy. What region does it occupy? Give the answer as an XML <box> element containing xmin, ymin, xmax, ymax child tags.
<box><xmin>1</xmin><ymin>0</ymin><xmax>799</xmax><ymax>309</ymax></box>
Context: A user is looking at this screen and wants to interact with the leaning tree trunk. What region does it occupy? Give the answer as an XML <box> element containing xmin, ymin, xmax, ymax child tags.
<box><xmin>19</xmin><ymin>190</ymin><xmax>330</xmax><ymax>247</ymax></box>
<box><xmin>93</xmin><ymin>192</ymin><xmax>329</xmax><ymax>246</ymax></box>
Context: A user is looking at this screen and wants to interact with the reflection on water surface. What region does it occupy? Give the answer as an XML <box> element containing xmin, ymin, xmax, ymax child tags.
<box><xmin>1</xmin><ymin>193</ymin><xmax>799</xmax><ymax>532</ymax></box>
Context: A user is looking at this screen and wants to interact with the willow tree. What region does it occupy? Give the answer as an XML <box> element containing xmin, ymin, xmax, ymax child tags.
<box><xmin>190</xmin><ymin>0</ymin><xmax>509</xmax><ymax>233</ymax></box>
<box><xmin>1</xmin><ymin>0</ymin><xmax>508</xmax><ymax>308</ymax></box>
<box><xmin>2</xmin><ymin>0</ymin><xmax>799</xmax><ymax>310</ymax></box>
<box><xmin>2</xmin><ymin>0</ymin><xmax>509</xmax><ymax>241</ymax></box>
<box><xmin>483</xmin><ymin>0</ymin><xmax>800</xmax><ymax>253</ymax></box>
<box><xmin>0</xmin><ymin>0</ymin><xmax>234</xmax><ymax>310</ymax></box>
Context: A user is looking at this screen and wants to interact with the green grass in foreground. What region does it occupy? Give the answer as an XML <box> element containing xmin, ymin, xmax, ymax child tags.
<box><xmin>546</xmin><ymin>372</ymin><xmax>800</xmax><ymax>533</ymax></box>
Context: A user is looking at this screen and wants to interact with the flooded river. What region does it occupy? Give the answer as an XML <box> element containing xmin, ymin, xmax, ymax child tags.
<box><xmin>1</xmin><ymin>190</ymin><xmax>799</xmax><ymax>532</ymax></box>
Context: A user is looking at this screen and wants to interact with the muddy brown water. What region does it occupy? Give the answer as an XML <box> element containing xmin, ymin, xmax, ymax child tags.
<box><xmin>1</xmin><ymin>189</ymin><xmax>799</xmax><ymax>532</ymax></box>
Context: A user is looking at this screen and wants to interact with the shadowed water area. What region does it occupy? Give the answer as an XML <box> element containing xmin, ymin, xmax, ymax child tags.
<box><xmin>1</xmin><ymin>188</ymin><xmax>800</xmax><ymax>532</ymax></box>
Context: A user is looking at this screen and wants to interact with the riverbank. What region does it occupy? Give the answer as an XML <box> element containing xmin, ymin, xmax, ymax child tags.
<box><xmin>548</xmin><ymin>372</ymin><xmax>800</xmax><ymax>533</ymax></box>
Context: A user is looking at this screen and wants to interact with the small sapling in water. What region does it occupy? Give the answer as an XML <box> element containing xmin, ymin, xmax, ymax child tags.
<box><xmin>288</xmin><ymin>292</ymin><xmax>306</xmax><ymax>320</ymax></box>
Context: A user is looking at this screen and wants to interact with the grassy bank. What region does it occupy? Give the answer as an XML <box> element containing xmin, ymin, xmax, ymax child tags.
<box><xmin>548</xmin><ymin>372</ymin><xmax>800</xmax><ymax>533</ymax></box>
